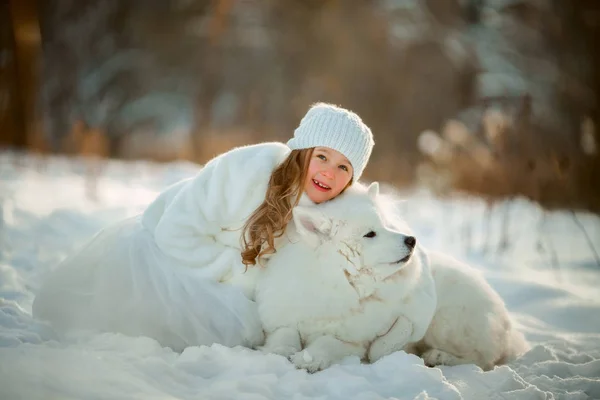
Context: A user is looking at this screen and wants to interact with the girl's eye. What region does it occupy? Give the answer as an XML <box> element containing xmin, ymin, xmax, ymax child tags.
<box><xmin>339</xmin><ymin>165</ymin><xmax>348</xmax><ymax>172</ymax></box>
<box><xmin>363</xmin><ymin>231</ymin><xmax>376</xmax><ymax>238</ymax></box>
<box><xmin>317</xmin><ymin>154</ymin><xmax>327</xmax><ymax>161</ymax></box>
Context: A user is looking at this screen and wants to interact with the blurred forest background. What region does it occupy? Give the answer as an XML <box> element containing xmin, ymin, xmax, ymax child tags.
<box><xmin>1</xmin><ymin>0</ymin><xmax>599</xmax><ymax>212</ymax></box>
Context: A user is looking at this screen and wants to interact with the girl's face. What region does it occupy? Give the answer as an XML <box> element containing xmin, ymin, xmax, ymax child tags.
<box><xmin>304</xmin><ymin>147</ymin><xmax>353</xmax><ymax>203</ymax></box>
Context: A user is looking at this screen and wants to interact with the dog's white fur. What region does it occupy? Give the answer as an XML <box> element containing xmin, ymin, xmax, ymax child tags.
<box><xmin>255</xmin><ymin>183</ymin><xmax>437</xmax><ymax>372</ymax></box>
<box><xmin>256</xmin><ymin>182</ymin><xmax>529</xmax><ymax>372</ymax></box>
<box><xmin>404</xmin><ymin>251</ymin><xmax>530</xmax><ymax>370</ymax></box>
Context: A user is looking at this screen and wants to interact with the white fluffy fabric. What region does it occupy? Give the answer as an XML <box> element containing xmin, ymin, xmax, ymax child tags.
<box><xmin>33</xmin><ymin>142</ymin><xmax>291</xmax><ymax>350</ymax></box>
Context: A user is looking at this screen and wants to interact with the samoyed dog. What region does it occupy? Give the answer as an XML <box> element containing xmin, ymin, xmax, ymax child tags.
<box><xmin>256</xmin><ymin>182</ymin><xmax>528</xmax><ymax>372</ymax></box>
<box><xmin>255</xmin><ymin>182</ymin><xmax>438</xmax><ymax>372</ymax></box>
<box><xmin>404</xmin><ymin>251</ymin><xmax>530</xmax><ymax>371</ymax></box>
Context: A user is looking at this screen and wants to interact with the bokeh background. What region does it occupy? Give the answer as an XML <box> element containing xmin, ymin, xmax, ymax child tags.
<box><xmin>1</xmin><ymin>0</ymin><xmax>599</xmax><ymax>212</ymax></box>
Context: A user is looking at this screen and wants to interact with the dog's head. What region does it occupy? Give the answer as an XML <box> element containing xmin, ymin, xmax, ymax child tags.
<box><xmin>291</xmin><ymin>182</ymin><xmax>416</xmax><ymax>280</ymax></box>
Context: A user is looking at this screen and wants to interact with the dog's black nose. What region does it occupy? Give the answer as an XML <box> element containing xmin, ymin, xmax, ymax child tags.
<box><xmin>404</xmin><ymin>236</ymin><xmax>416</xmax><ymax>249</ymax></box>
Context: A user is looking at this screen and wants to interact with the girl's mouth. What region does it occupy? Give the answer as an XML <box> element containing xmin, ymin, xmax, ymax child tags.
<box><xmin>312</xmin><ymin>179</ymin><xmax>331</xmax><ymax>192</ymax></box>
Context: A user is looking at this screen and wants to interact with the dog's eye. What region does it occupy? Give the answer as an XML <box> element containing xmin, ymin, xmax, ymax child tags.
<box><xmin>363</xmin><ymin>231</ymin><xmax>376</xmax><ymax>238</ymax></box>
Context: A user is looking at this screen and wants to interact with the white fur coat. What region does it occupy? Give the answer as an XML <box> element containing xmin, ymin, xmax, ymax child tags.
<box><xmin>33</xmin><ymin>142</ymin><xmax>290</xmax><ymax>350</ymax></box>
<box><xmin>142</xmin><ymin>142</ymin><xmax>290</xmax><ymax>280</ymax></box>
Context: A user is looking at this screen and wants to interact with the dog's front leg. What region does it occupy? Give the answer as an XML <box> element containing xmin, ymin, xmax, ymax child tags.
<box><xmin>368</xmin><ymin>315</ymin><xmax>414</xmax><ymax>363</ymax></box>
<box><xmin>291</xmin><ymin>335</ymin><xmax>365</xmax><ymax>373</ymax></box>
<box><xmin>258</xmin><ymin>327</ymin><xmax>302</xmax><ymax>358</ymax></box>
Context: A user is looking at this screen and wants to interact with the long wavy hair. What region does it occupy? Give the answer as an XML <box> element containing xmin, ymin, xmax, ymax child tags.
<box><xmin>240</xmin><ymin>148</ymin><xmax>314</xmax><ymax>266</ymax></box>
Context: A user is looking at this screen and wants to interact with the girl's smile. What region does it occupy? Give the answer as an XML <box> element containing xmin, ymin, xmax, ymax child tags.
<box><xmin>304</xmin><ymin>147</ymin><xmax>353</xmax><ymax>203</ymax></box>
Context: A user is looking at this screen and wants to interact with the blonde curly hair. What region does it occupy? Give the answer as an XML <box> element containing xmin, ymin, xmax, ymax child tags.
<box><xmin>240</xmin><ymin>149</ymin><xmax>313</xmax><ymax>266</ymax></box>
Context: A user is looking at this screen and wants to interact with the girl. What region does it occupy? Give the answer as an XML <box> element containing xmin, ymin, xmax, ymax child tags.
<box><xmin>33</xmin><ymin>103</ymin><xmax>375</xmax><ymax>351</ymax></box>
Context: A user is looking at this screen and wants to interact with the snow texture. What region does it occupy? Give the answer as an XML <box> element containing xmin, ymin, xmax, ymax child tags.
<box><xmin>1</xmin><ymin>151</ymin><xmax>599</xmax><ymax>399</ymax></box>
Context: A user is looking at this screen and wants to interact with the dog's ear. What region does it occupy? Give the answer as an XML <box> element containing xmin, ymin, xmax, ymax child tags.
<box><xmin>292</xmin><ymin>206</ymin><xmax>332</xmax><ymax>246</ymax></box>
<box><xmin>367</xmin><ymin>182</ymin><xmax>379</xmax><ymax>199</ymax></box>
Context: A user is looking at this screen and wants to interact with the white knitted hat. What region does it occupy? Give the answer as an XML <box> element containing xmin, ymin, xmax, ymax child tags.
<box><xmin>286</xmin><ymin>103</ymin><xmax>374</xmax><ymax>181</ymax></box>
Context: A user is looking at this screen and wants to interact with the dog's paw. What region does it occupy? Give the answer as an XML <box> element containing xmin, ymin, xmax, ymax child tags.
<box><xmin>290</xmin><ymin>349</ymin><xmax>334</xmax><ymax>373</ymax></box>
<box><xmin>368</xmin><ymin>329</ymin><xmax>412</xmax><ymax>363</ymax></box>
<box><xmin>257</xmin><ymin>344</ymin><xmax>299</xmax><ymax>358</ymax></box>
<box><xmin>243</xmin><ymin>328</ymin><xmax>266</xmax><ymax>349</ymax></box>
<box><xmin>422</xmin><ymin>348</ymin><xmax>459</xmax><ymax>367</ymax></box>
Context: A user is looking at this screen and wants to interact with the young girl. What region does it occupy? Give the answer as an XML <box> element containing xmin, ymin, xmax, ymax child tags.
<box><xmin>33</xmin><ymin>103</ymin><xmax>374</xmax><ymax>351</ymax></box>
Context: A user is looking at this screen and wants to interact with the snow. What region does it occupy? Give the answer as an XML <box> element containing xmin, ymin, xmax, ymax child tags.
<box><xmin>1</xmin><ymin>151</ymin><xmax>599</xmax><ymax>399</ymax></box>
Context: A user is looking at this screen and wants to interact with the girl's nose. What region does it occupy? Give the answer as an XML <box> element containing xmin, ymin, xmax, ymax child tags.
<box><xmin>320</xmin><ymin>167</ymin><xmax>334</xmax><ymax>179</ymax></box>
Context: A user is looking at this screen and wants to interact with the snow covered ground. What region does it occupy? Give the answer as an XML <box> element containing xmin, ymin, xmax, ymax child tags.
<box><xmin>1</xmin><ymin>151</ymin><xmax>599</xmax><ymax>400</ymax></box>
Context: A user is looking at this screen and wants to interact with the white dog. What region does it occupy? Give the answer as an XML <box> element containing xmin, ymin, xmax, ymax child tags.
<box><xmin>256</xmin><ymin>182</ymin><xmax>529</xmax><ymax>372</ymax></box>
<box><xmin>404</xmin><ymin>251</ymin><xmax>530</xmax><ymax>371</ymax></box>
<box><xmin>255</xmin><ymin>182</ymin><xmax>437</xmax><ymax>372</ymax></box>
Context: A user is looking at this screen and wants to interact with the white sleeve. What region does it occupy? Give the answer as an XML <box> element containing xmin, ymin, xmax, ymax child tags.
<box><xmin>152</xmin><ymin>144</ymin><xmax>286</xmax><ymax>275</ymax></box>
